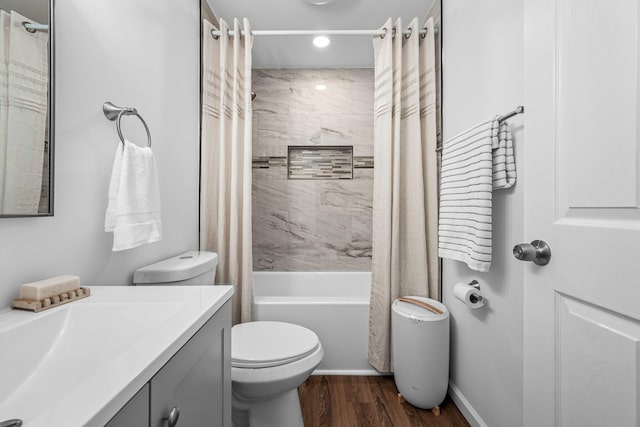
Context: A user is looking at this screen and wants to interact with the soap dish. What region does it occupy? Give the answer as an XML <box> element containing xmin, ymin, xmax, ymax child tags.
<box><xmin>11</xmin><ymin>287</ymin><xmax>91</xmax><ymax>312</ymax></box>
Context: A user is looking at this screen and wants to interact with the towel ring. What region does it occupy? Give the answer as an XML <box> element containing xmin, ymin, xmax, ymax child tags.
<box><xmin>103</xmin><ymin>102</ymin><xmax>152</xmax><ymax>147</ymax></box>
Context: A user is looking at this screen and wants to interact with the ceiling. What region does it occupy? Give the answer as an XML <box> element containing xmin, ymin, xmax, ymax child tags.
<box><xmin>0</xmin><ymin>0</ymin><xmax>48</xmax><ymax>24</ymax></box>
<box><xmin>208</xmin><ymin>0</ymin><xmax>434</xmax><ymax>69</ymax></box>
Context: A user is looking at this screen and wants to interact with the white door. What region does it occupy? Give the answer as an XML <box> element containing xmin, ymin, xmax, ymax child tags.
<box><xmin>523</xmin><ymin>1</ymin><xmax>640</xmax><ymax>426</ymax></box>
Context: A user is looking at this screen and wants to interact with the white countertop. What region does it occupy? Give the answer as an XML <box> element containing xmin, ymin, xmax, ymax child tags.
<box><xmin>0</xmin><ymin>285</ymin><xmax>233</xmax><ymax>426</ymax></box>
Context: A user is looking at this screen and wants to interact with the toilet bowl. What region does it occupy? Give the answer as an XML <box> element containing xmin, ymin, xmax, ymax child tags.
<box><xmin>231</xmin><ymin>321</ymin><xmax>324</xmax><ymax>427</ymax></box>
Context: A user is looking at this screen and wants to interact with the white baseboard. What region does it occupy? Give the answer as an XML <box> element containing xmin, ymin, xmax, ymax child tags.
<box><xmin>448</xmin><ymin>380</ymin><xmax>488</xmax><ymax>427</ymax></box>
<box><xmin>312</xmin><ymin>369</ymin><xmax>385</xmax><ymax>376</ymax></box>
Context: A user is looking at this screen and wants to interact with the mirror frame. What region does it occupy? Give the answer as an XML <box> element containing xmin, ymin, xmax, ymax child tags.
<box><xmin>0</xmin><ymin>0</ymin><xmax>54</xmax><ymax>218</ymax></box>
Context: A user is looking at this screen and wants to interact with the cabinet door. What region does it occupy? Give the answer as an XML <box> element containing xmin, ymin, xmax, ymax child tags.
<box><xmin>150</xmin><ymin>301</ymin><xmax>231</xmax><ymax>427</ymax></box>
<box><xmin>105</xmin><ymin>383</ymin><xmax>150</xmax><ymax>427</ymax></box>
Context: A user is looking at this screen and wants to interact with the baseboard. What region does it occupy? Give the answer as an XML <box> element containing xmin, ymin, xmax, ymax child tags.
<box><xmin>448</xmin><ymin>380</ymin><xmax>488</xmax><ymax>427</ymax></box>
<box><xmin>312</xmin><ymin>369</ymin><xmax>385</xmax><ymax>376</ymax></box>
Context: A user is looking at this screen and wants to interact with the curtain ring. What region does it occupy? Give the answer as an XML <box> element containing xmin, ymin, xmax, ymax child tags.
<box><xmin>391</xmin><ymin>28</ymin><xmax>397</xmax><ymax>39</ymax></box>
<box><xmin>116</xmin><ymin>109</ymin><xmax>152</xmax><ymax>148</ymax></box>
<box><xmin>420</xmin><ymin>27</ymin><xmax>427</xmax><ymax>39</ymax></box>
<box><xmin>380</xmin><ymin>27</ymin><xmax>388</xmax><ymax>39</ymax></box>
<box><xmin>22</xmin><ymin>21</ymin><xmax>36</xmax><ymax>33</ymax></box>
<box><xmin>211</xmin><ymin>29</ymin><xmax>219</xmax><ymax>40</ymax></box>
<box><xmin>404</xmin><ymin>27</ymin><xmax>413</xmax><ymax>39</ymax></box>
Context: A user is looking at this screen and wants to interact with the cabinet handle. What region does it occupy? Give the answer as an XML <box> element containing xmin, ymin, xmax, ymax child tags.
<box><xmin>163</xmin><ymin>407</ymin><xmax>180</xmax><ymax>427</ymax></box>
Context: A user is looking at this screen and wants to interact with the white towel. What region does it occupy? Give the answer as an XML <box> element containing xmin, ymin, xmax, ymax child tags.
<box><xmin>438</xmin><ymin>118</ymin><xmax>517</xmax><ymax>272</ymax></box>
<box><xmin>492</xmin><ymin>121</ymin><xmax>516</xmax><ymax>189</ymax></box>
<box><xmin>105</xmin><ymin>140</ymin><xmax>161</xmax><ymax>251</ymax></box>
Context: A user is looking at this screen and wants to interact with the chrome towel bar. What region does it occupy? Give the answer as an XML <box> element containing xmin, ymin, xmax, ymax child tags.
<box><xmin>436</xmin><ymin>105</ymin><xmax>524</xmax><ymax>153</ymax></box>
<box><xmin>496</xmin><ymin>105</ymin><xmax>524</xmax><ymax>123</ymax></box>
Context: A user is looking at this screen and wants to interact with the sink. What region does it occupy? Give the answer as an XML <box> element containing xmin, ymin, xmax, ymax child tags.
<box><xmin>0</xmin><ymin>303</ymin><xmax>183</xmax><ymax>405</ymax></box>
<box><xmin>0</xmin><ymin>285</ymin><xmax>233</xmax><ymax>426</ymax></box>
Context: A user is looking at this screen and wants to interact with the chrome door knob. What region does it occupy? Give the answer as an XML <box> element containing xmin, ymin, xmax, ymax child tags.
<box><xmin>513</xmin><ymin>240</ymin><xmax>551</xmax><ymax>266</ymax></box>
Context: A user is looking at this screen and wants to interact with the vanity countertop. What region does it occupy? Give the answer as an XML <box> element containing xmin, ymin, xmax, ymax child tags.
<box><xmin>0</xmin><ymin>285</ymin><xmax>233</xmax><ymax>426</ymax></box>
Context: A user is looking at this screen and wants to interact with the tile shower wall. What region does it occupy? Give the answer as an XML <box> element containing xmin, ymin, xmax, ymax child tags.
<box><xmin>252</xmin><ymin>69</ymin><xmax>373</xmax><ymax>271</ymax></box>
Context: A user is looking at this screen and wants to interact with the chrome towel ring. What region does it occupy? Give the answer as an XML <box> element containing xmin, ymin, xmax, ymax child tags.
<box><xmin>103</xmin><ymin>102</ymin><xmax>152</xmax><ymax>147</ymax></box>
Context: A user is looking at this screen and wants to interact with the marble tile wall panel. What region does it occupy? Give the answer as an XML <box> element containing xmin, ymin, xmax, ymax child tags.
<box><xmin>252</xmin><ymin>68</ymin><xmax>374</xmax><ymax>271</ymax></box>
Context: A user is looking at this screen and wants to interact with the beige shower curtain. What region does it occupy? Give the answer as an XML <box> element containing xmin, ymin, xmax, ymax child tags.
<box><xmin>200</xmin><ymin>18</ymin><xmax>253</xmax><ymax>325</ymax></box>
<box><xmin>368</xmin><ymin>17</ymin><xmax>439</xmax><ymax>372</ymax></box>
<box><xmin>0</xmin><ymin>11</ymin><xmax>48</xmax><ymax>215</ymax></box>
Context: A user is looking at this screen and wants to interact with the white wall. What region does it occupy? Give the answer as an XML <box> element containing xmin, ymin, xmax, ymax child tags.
<box><xmin>442</xmin><ymin>1</ymin><xmax>524</xmax><ymax>426</ymax></box>
<box><xmin>0</xmin><ymin>0</ymin><xmax>200</xmax><ymax>310</ymax></box>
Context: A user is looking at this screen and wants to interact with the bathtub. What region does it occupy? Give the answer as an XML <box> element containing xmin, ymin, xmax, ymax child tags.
<box><xmin>253</xmin><ymin>271</ymin><xmax>378</xmax><ymax>375</ymax></box>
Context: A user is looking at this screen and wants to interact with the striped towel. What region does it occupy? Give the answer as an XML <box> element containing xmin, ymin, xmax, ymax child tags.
<box><xmin>438</xmin><ymin>118</ymin><xmax>516</xmax><ymax>272</ymax></box>
<box><xmin>493</xmin><ymin>121</ymin><xmax>516</xmax><ymax>189</ymax></box>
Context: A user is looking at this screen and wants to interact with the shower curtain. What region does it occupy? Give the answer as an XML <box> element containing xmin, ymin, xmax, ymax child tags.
<box><xmin>368</xmin><ymin>17</ymin><xmax>439</xmax><ymax>372</ymax></box>
<box><xmin>0</xmin><ymin>11</ymin><xmax>48</xmax><ymax>215</ymax></box>
<box><xmin>200</xmin><ymin>18</ymin><xmax>253</xmax><ymax>325</ymax></box>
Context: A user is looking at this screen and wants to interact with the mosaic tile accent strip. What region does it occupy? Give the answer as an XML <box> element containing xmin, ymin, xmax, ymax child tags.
<box><xmin>269</xmin><ymin>156</ymin><xmax>287</xmax><ymax>167</ymax></box>
<box><xmin>253</xmin><ymin>156</ymin><xmax>270</xmax><ymax>169</ymax></box>
<box><xmin>288</xmin><ymin>146</ymin><xmax>353</xmax><ymax>180</ymax></box>
<box><xmin>354</xmin><ymin>156</ymin><xmax>374</xmax><ymax>169</ymax></box>
<box><xmin>252</xmin><ymin>156</ymin><xmax>287</xmax><ymax>169</ymax></box>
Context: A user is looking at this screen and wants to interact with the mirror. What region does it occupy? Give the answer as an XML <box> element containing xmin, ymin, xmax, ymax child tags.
<box><xmin>0</xmin><ymin>0</ymin><xmax>52</xmax><ymax>217</ymax></box>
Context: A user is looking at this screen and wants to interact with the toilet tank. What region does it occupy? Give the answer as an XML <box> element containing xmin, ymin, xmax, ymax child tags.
<box><xmin>133</xmin><ymin>251</ymin><xmax>218</xmax><ymax>286</ymax></box>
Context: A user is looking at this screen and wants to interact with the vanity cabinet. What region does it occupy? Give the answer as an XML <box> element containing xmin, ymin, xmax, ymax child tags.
<box><xmin>105</xmin><ymin>385</ymin><xmax>150</xmax><ymax>427</ymax></box>
<box><xmin>106</xmin><ymin>300</ymin><xmax>231</xmax><ymax>427</ymax></box>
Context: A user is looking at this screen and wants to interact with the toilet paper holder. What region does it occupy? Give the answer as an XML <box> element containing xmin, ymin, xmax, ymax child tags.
<box><xmin>468</xmin><ymin>280</ymin><xmax>482</xmax><ymax>304</ymax></box>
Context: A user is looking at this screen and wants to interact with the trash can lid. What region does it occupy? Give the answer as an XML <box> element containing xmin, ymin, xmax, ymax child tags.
<box><xmin>392</xmin><ymin>296</ymin><xmax>448</xmax><ymax>321</ymax></box>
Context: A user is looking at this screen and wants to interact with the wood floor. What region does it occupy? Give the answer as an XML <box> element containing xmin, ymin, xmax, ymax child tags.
<box><xmin>299</xmin><ymin>376</ymin><xmax>470</xmax><ymax>427</ymax></box>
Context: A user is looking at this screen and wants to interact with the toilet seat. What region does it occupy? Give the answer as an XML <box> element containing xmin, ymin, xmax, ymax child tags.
<box><xmin>232</xmin><ymin>321</ymin><xmax>320</xmax><ymax>369</ymax></box>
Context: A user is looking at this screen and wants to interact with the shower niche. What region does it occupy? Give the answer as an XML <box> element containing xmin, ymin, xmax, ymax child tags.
<box><xmin>288</xmin><ymin>146</ymin><xmax>353</xmax><ymax>180</ymax></box>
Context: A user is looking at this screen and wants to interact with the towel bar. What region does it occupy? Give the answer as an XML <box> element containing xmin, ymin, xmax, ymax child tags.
<box><xmin>103</xmin><ymin>102</ymin><xmax>152</xmax><ymax>147</ymax></box>
<box><xmin>496</xmin><ymin>105</ymin><xmax>524</xmax><ymax>123</ymax></box>
<box><xmin>435</xmin><ymin>105</ymin><xmax>524</xmax><ymax>152</ymax></box>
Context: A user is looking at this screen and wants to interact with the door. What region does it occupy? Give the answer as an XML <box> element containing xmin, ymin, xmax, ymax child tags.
<box><xmin>523</xmin><ymin>1</ymin><xmax>640</xmax><ymax>426</ymax></box>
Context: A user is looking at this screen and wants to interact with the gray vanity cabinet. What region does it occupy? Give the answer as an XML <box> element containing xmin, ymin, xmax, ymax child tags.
<box><xmin>105</xmin><ymin>384</ymin><xmax>150</xmax><ymax>427</ymax></box>
<box><xmin>106</xmin><ymin>300</ymin><xmax>231</xmax><ymax>427</ymax></box>
<box><xmin>150</xmin><ymin>300</ymin><xmax>232</xmax><ymax>427</ymax></box>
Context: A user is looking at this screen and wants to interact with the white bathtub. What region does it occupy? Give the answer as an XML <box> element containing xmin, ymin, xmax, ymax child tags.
<box><xmin>253</xmin><ymin>271</ymin><xmax>378</xmax><ymax>375</ymax></box>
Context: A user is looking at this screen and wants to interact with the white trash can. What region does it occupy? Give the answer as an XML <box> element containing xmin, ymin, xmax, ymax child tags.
<box><xmin>391</xmin><ymin>296</ymin><xmax>449</xmax><ymax>409</ymax></box>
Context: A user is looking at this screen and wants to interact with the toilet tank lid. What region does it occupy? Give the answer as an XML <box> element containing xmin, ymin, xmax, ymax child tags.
<box><xmin>133</xmin><ymin>251</ymin><xmax>218</xmax><ymax>284</ymax></box>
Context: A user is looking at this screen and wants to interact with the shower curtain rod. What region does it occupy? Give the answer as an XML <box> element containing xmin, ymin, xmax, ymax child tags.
<box><xmin>210</xmin><ymin>28</ymin><xmax>428</xmax><ymax>38</ymax></box>
<box><xmin>22</xmin><ymin>22</ymin><xmax>49</xmax><ymax>32</ymax></box>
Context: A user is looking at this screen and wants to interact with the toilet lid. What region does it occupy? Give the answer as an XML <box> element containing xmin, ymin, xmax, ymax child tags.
<box><xmin>232</xmin><ymin>321</ymin><xmax>320</xmax><ymax>368</ymax></box>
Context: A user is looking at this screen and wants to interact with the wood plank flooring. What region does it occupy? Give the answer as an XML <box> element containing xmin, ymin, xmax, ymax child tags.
<box><xmin>299</xmin><ymin>376</ymin><xmax>470</xmax><ymax>427</ymax></box>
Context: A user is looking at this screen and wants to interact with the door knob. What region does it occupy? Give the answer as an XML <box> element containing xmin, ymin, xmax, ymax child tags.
<box><xmin>513</xmin><ymin>240</ymin><xmax>551</xmax><ymax>266</ymax></box>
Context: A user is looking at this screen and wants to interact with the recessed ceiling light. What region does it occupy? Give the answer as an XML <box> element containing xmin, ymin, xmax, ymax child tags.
<box><xmin>313</xmin><ymin>36</ymin><xmax>330</xmax><ymax>48</ymax></box>
<box><xmin>315</xmin><ymin>84</ymin><xmax>327</xmax><ymax>91</ymax></box>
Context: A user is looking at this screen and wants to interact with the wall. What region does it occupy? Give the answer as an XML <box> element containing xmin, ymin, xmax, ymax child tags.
<box><xmin>442</xmin><ymin>1</ymin><xmax>524</xmax><ymax>426</ymax></box>
<box><xmin>0</xmin><ymin>0</ymin><xmax>200</xmax><ymax>310</ymax></box>
<box><xmin>252</xmin><ymin>69</ymin><xmax>373</xmax><ymax>271</ymax></box>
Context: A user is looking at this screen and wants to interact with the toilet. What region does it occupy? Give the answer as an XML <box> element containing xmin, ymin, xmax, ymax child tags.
<box><xmin>231</xmin><ymin>321</ymin><xmax>323</xmax><ymax>427</ymax></box>
<box><xmin>134</xmin><ymin>251</ymin><xmax>324</xmax><ymax>427</ymax></box>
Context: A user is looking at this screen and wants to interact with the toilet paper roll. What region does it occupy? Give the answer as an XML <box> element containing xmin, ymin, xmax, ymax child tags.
<box><xmin>453</xmin><ymin>282</ymin><xmax>484</xmax><ymax>308</ymax></box>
